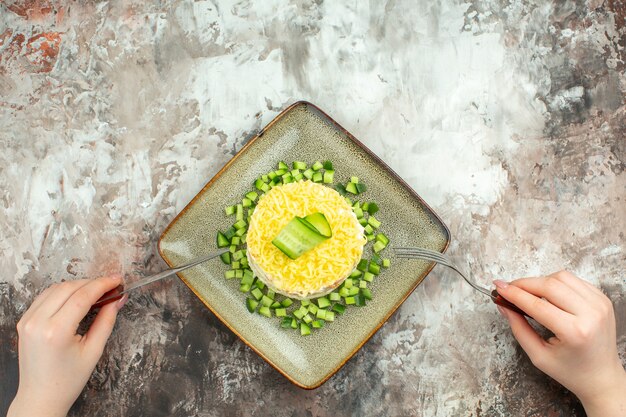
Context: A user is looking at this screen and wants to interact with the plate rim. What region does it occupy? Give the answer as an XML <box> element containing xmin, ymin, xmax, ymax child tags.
<box><xmin>157</xmin><ymin>100</ymin><xmax>451</xmax><ymax>389</ymax></box>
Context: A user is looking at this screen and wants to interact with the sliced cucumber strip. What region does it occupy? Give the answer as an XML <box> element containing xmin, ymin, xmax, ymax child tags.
<box><xmin>272</xmin><ymin>213</ymin><xmax>331</xmax><ymax>259</ymax></box>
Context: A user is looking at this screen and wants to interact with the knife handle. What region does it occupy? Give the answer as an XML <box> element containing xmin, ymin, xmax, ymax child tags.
<box><xmin>90</xmin><ymin>285</ymin><xmax>124</xmax><ymax>310</ymax></box>
<box><xmin>491</xmin><ymin>289</ymin><xmax>529</xmax><ymax>317</ymax></box>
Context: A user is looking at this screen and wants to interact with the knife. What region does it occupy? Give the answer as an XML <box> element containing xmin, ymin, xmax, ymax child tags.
<box><xmin>91</xmin><ymin>248</ymin><xmax>229</xmax><ymax>310</ymax></box>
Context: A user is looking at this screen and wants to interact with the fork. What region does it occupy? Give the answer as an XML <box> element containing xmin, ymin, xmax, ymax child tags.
<box><xmin>394</xmin><ymin>247</ymin><xmax>527</xmax><ymax>316</ymax></box>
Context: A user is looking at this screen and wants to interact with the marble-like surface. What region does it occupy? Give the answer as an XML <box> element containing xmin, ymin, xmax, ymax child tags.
<box><xmin>1</xmin><ymin>0</ymin><xmax>624</xmax><ymax>416</ymax></box>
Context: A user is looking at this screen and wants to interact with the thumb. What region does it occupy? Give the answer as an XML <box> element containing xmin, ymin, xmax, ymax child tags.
<box><xmin>83</xmin><ymin>294</ymin><xmax>126</xmax><ymax>356</ymax></box>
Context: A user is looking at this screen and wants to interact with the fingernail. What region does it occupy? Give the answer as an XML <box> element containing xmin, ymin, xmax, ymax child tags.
<box><xmin>116</xmin><ymin>294</ymin><xmax>128</xmax><ymax>309</ymax></box>
<box><xmin>497</xmin><ymin>305</ymin><xmax>508</xmax><ymax>317</ymax></box>
<box><xmin>493</xmin><ymin>279</ymin><xmax>509</xmax><ymax>289</ymax></box>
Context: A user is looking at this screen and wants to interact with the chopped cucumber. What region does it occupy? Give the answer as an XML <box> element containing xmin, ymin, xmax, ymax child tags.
<box><xmin>281</xmin><ymin>298</ymin><xmax>293</xmax><ymax>307</ymax></box>
<box><xmin>323</xmin><ymin>170</ymin><xmax>334</xmax><ymax>183</ymax></box>
<box><xmin>239</xmin><ymin>283</ymin><xmax>251</xmax><ymax>293</ymax></box>
<box><xmin>312</xmin><ymin>320</ymin><xmax>324</xmax><ymax>329</ymax></box>
<box><xmin>349</xmin><ymin>270</ymin><xmax>362</xmax><ymax>278</ymax></box>
<box><xmin>293</xmin><ymin>161</ymin><xmax>307</xmax><ymax>170</ymax></box>
<box><xmin>251</xmin><ymin>288</ymin><xmax>263</xmax><ymax>300</ymax></box>
<box><xmin>382</xmin><ymin>258</ymin><xmax>391</xmax><ymax>268</ymax></box>
<box><xmin>275</xmin><ymin>308</ymin><xmax>287</xmax><ymax>317</ymax></box>
<box><xmin>316</xmin><ymin>309</ymin><xmax>327</xmax><ymax>320</ymax></box>
<box><xmin>220</xmin><ymin>252</ymin><xmax>231</xmax><ymax>265</ymax></box>
<box><xmin>300</xmin><ymin>322</ymin><xmax>311</xmax><ymax>336</ymax></box>
<box><xmin>332</xmin><ymin>303</ymin><xmax>346</xmax><ymax>314</ymax></box>
<box><xmin>323</xmin><ymin>160</ymin><xmax>333</xmax><ymax>170</ymax></box>
<box><xmin>278</xmin><ymin>161</ymin><xmax>289</xmax><ymax>170</ymax></box>
<box><xmin>246</xmin><ymin>191</ymin><xmax>258</xmax><ymax>202</ymax></box>
<box><xmin>258</xmin><ymin>306</ymin><xmax>272</xmax><ymax>317</ymax></box>
<box><xmin>312</xmin><ymin>172</ymin><xmax>323</xmax><ymax>183</ymax></box>
<box><xmin>363</xmin><ymin>272</ymin><xmax>375</xmax><ymax>282</ymax></box>
<box><xmin>225</xmin><ymin>205</ymin><xmax>235</xmax><ymax>215</ymax></box>
<box><xmin>367</xmin><ymin>202</ymin><xmax>379</xmax><ymax>215</ymax></box>
<box><xmin>302</xmin><ymin>314</ymin><xmax>313</xmax><ymax>324</ymax></box>
<box><xmin>281</xmin><ymin>317</ymin><xmax>293</xmax><ymax>328</ymax></box>
<box><xmin>345</xmin><ymin>296</ymin><xmax>355</xmax><ymax>305</ymax></box>
<box><xmin>350</xmin><ymin>176</ymin><xmax>359</xmax><ymax>183</ymax></box>
<box><xmin>334</xmin><ymin>183</ymin><xmax>347</xmax><ymax>196</ymax></box>
<box><xmin>361</xmin><ymin>288</ymin><xmax>373</xmax><ymax>300</ymax></box>
<box><xmin>359</xmin><ymin>280</ymin><xmax>368</xmax><ymax>289</ymax></box>
<box><xmin>354</xmin><ymin>294</ymin><xmax>366</xmax><ymax>307</ymax></box>
<box><xmin>368</xmin><ymin>216</ymin><xmax>381</xmax><ymax>229</ymax></box>
<box><xmin>329</xmin><ymin>292</ymin><xmax>341</xmax><ymax>301</ymax></box>
<box><xmin>231</xmin><ymin>236</ymin><xmax>240</xmax><ymax>246</ymax></box>
<box><xmin>236</xmin><ymin>204</ymin><xmax>243</xmax><ymax>221</ymax></box>
<box><xmin>303</xmin><ymin>168</ymin><xmax>314</xmax><ymax>179</ymax></box>
<box><xmin>346</xmin><ymin>182</ymin><xmax>358</xmax><ymax>194</ymax></box>
<box><xmin>261</xmin><ymin>295</ymin><xmax>273</xmax><ymax>307</ymax></box>
<box><xmin>354</xmin><ymin>207</ymin><xmax>364</xmax><ymax>218</ymax></box>
<box><xmin>217</xmin><ymin>232</ymin><xmax>230</xmax><ymax>248</ymax></box>
<box><xmin>368</xmin><ymin>263</ymin><xmax>381</xmax><ymax>275</ymax></box>
<box><xmin>224</xmin><ymin>270</ymin><xmax>236</xmax><ymax>279</ymax></box>
<box><xmin>355</xmin><ymin>183</ymin><xmax>367</xmax><ymax>193</ymax></box>
<box><xmin>301</xmin><ymin>299</ymin><xmax>310</xmax><ymax>307</ymax></box>
<box><xmin>357</xmin><ymin>259</ymin><xmax>368</xmax><ymax>272</ymax></box>
<box><xmin>246</xmin><ymin>298</ymin><xmax>259</xmax><ymax>312</ymax></box>
<box><xmin>376</xmin><ymin>233</ymin><xmax>389</xmax><ymax>245</ymax></box>
<box><xmin>312</xmin><ymin>161</ymin><xmax>323</xmax><ymax>171</ymax></box>
<box><xmin>308</xmin><ymin>303</ymin><xmax>318</xmax><ymax>314</ymax></box>
<box><xmin>242</xmin><ymin>198</ymin><xmax>252</xmax><ymax>208</ymax></box>
<box><xmin>317</xmin><ymin>297</ymin><xmax>330</xmax><ymax>308</ymax></box>
<box><xmin>373</xmin><ymin>240</ymin><xmax>387</xmax><ymax>253</ymax></box>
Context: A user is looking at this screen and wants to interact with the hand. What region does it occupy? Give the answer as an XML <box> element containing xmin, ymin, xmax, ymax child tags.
<box><xmin>8</xmin><ymin>275</ymin><xmax>127</xmax><ymax>417</ymax></box>
<box><xmin>494</xmin><ymin>271</ymin><xmax>626</xmax><ymax>417</ymax></box>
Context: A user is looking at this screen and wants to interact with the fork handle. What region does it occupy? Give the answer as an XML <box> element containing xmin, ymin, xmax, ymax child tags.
<box><xmin>491</xmin><ymin>289</ymin><xmax>529</xmax><ymax>317</ymax></box>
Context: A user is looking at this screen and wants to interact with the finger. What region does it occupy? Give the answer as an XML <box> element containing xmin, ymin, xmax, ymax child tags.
<box><xmin>83</xmin><ymin>294</ymin><xmax>126</xmax><ymax>356</ymax></box>
<box><xmin>493</xmin><ymin>280</ymin><xmax>573</xmax><ymax>337</ymax></box>
<box><xmin>20</xmin><ymin>284</ymin><xmax>58</xmax><ymax>322</ymax></box>
<box><xmin>509</xmin><ymin>276</ymin><xmax>588</xmax><ymax>315</ymax></box>
<box><xmin>498</xmin><ymin>306</ymin><xmax>549</xmax><ymax>366</ymax></box>
<box><xmin>53</xmin><ymin>275</ymin><xmax>123</xmax><ymax>329</ymax></box>
<box><xmin>548</xmin><ymin>270</ymin><xmax>605</xmax><ymax>300</ymax></box>
<box><xmin>33</xmin><ymin>279</ymin><xmax>92</xmax><ymax>318</ymax></box>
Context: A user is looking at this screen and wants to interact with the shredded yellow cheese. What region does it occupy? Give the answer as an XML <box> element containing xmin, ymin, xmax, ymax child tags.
<box><xmin>247</xmin><ymin>181</ymin><xmax>366</xmax><ymax>298</ymax></box>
